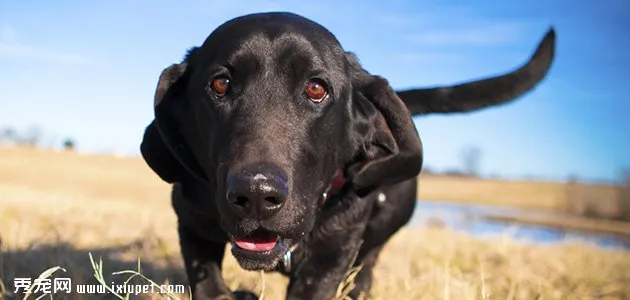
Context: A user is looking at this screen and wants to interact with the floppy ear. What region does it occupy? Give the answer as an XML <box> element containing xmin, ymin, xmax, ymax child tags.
<box><xmin>347</xmin><ymin>73</ymin><xmax>424</xmax><ymax>197</ymax></box>
<box><xmin>140</xmin><ymin>120</ymin><xmax>188</xmax><ymax>183</ymax></box>
<box><xmin>397</xmin><ymin>28</ymin><xmax>556</xmax><ymax>115</ymax></box>
<box><xmin>140</xmin><ymin>59</ymin><xmax>207</xmax><ymax>183</ymax></box>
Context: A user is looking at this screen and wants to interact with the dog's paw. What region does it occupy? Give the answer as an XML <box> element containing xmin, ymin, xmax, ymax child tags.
<box><xmin>232</xmin><ymin>290</ymin><xmax>259</xmax><ymax>300</ymax></box>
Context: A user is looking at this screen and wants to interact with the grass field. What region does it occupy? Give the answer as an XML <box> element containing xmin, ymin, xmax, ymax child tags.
<box><xmin>418</xmin><ymin>174</ymin><xmax>620</xmax><ymax>213</ymax></box>
<box><xmin>1</xmin><ymin>146</ymin><xmax>629</xmax><ymax>299</ymax></box>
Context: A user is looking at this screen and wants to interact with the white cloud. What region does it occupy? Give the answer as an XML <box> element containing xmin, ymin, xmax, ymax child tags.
<box><xmin>405</xmin><ymin>23</ymin><xmax>531</xmax><ymax>47</ymax></box>
<box><xmin>0</xmin><ymin>25</ymin><xmax>17</xmax><ymax>42</ymax></box>
<box><xmin>370</xmin><ymin>4</ymin><xmax>539</xmax><ymax>48</ymax></box>
<box><xmin>397</xmin><ymin>52</ymin><xmax>466</xmax><ymax>64</ymax></box>
<box><xmin>0</xmin><ymin>26</ymin><xmax>92</xmax><ymax>65</ymax></box>
<box><xmin>0</xmin><ymin>43</ymin><xmax>93</xmax><ymax>64</ymax></box>
<box><xmin>376</xmin><ymin>4</ymin><xmax>477</xmax><ymax>29</ymax></box>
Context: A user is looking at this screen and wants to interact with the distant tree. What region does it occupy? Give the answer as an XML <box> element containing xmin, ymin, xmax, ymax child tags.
<box><xmin>459</xmin><ymin>145</ymin><xmax>481</xmax><ymax>177</ymax></box>
<box><xmin>443</xmin><ymin>168</ymin><xmax>468</xmax><ymax>177</ymax></box>
<box><xmin>488</xmin><ymin>173</ymin><xmax>502</xmax><ymax>179</ymax></box>
<box><xmin>63</xmin><ymin>138</ymin><xmax>76</xmax><ymax>151</ymax></box>
<box><xmin>20</xmin><ymin>125</ymin><xmax>43</xmax><ymax>147</ymax></box>
<box><xmin>421</xmin><ymin>165</ymin><xmax>434</xmax><ymax>175</ymax></box>
<box><xmin>618</xmin><ymin>169</ymin><xmax>630</xmax><ymax>221</ymax></box>
<box><xmin>565</xmin><ymin>173</ymin><xmax>582</xmax><ymax>214</ymax></box>
<box><xmin>0</xmin><ymin>127</ymin><xmax>17</xmax><ymax>145</ymax></box>
<box><xmin>621</xmin><ymin>170</ymin><xmax>630</xmax><ymax>186</ymax></box>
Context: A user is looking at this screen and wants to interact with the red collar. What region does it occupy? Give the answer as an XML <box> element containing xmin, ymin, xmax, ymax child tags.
<box><xmin>330</xmin><ymin>169</ymin><xmax>346</xmax><ymax>190</ymax></box>
<box><xmin>322</xmin><ymin>169</ymin><xmax>346</xmax><ymax>204</ymax></box>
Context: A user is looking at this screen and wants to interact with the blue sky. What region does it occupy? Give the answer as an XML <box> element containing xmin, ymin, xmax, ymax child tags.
<box><xmin>1</xmin><ymin>0</ymin><xmax>628</xmax><ymax>183</ymax></box>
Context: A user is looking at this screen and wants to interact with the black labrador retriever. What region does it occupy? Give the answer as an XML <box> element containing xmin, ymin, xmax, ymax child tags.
<box><xmin>140</xmin><ymin>12</ymin><xmax>555</xmax><ymax>300</ymax></box>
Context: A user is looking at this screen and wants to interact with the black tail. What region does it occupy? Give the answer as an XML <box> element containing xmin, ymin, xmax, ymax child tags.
<box><xmin>396</xmin><ymin>28</ymin><xmax>556</xmax><ymax>116</ymax></box>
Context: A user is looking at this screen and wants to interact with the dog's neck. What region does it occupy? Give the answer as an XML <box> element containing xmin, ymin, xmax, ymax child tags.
<box><xmin>283</xmin><ymin>168</ymin><xmax>346</xmax><ymax>273</ymax></box>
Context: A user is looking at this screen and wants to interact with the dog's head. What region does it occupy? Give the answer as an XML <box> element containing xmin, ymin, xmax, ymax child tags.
<box><xmin>141</xmin><ymin>12</ymin><xmax>555</xmax><ymax>271</ymax></box>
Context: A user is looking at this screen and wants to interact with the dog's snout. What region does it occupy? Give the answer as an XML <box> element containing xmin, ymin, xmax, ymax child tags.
<box><xmin>226</xmin><ymin>165</ymin><xmax>289</xmax><ymax>219</ymax></box>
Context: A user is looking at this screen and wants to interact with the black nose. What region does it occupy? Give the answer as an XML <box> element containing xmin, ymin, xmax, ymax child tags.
<box><xmin>226</xmin><ymin>164</ymin><xmax>289</xmax><ymax>219</ymax></box>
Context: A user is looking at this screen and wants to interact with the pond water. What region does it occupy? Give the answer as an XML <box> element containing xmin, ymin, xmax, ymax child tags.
<box><xmin>409</xmin><ymin>200</ymin><xmax>630</xmax><ymax>251</ymax></box>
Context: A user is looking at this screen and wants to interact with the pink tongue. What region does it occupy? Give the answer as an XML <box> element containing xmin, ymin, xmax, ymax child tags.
<box><xmin>234</xmin><ymin>237</ymin><xmax>278</xmax><ymax>252</ymax></box>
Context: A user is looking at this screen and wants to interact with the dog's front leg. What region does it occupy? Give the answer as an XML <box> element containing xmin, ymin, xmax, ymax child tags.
<box><xmin>285</xmin><ymin>193</ymin><xmax>374</xmax><ymax>300</ymax></box>
<box><xmin>286</xmin><ymin>235</ymin><xmax>365</xmax><ymax>300</ymax></box>
<box><xmin>178</xmin><ymin>224</ymin><xmax>240</xmax><ymax>300</ymax></box>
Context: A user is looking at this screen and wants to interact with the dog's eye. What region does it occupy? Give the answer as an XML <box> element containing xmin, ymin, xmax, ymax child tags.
<box><xmin>305</xmin><ymin>79</ymin><xmax>328</xmax><ymax>103</ymax></box>
<box><xmin>211</xmin><ymin>77</ymin><xmax>230</xmax><ymax>96</ymax></box>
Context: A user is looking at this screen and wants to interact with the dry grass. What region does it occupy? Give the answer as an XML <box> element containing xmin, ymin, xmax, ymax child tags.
<box><xmin>1</xmin><ymin>146</ymin><xmax>630</xmax><ymax>299</ymax></box>
<box><xmin>418</xmin><ymin>174</ymin><xmax>620</xmax><ymax>213</ymax></box>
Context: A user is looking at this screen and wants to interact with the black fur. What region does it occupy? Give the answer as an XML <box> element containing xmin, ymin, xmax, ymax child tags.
<box><xmin>140</xmin><ymin>12</ymin><xmax>556</xmax><ymax>300</ymax></box>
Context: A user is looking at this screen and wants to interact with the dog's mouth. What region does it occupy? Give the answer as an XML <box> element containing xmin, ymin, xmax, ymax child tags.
<box><xmin>232</xmin><ymin>229</ymin><xmax>280</xmax><ymax>252</ymax></box>
<box><xmin>226</xmin><ymin>169</ymin><xmax>346</xmax><ymax>271</ymax></box>
<box><xmin>229</xmin><ymin>229</ymin><xmax>292</xmax><ymax>271</ymax></box>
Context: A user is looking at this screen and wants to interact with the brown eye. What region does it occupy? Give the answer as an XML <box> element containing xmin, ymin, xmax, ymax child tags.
<box><xmin>211</xmin><ymin>77</ymin><xmax>230</xmax><ymax>96</ymax></box>
<box><xmin>305</xmin><ymin>80</ymin><xmax>328</xmax><ymax>102</ymax></box>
